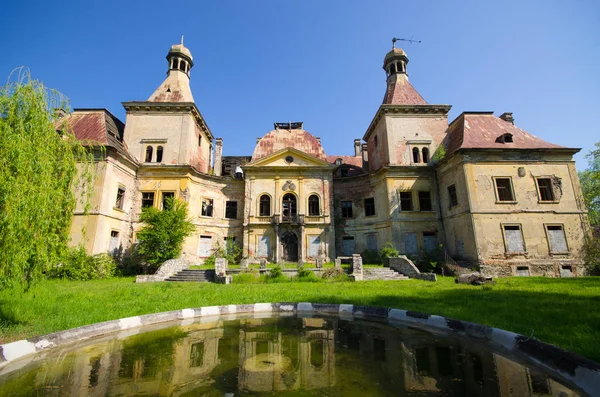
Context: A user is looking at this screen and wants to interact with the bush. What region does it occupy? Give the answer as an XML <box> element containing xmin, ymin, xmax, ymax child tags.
<box><xmin>361</xmin><ymin>249</ymin><xmax>382</xmax><ymax>265</ymax></box>
<box><xmin>296</xmin><ymin>268</ymin><xmax>321</xmax><ymax>282</ymax></box>
<box><xmin>266</xmin><ymin>266</ymin><xmax>288</xmax><ymax>283</ymax></box>
<box><xmin>232</xmin><ymin>270</ymin><xmax>261</xmax><ymax>284</ymax></box>
<box><xmin>321</xmin><ymin>267</ymin><xmax>349</xmax><ymax>282</ymax></box>
<box><xmin>48</xmin><ymin>246</ymin><xmax>116</xmax><ymax>280</ymax></box>
<box><xmin>380</xmin><ymin>242</ymin><xmax>399</xmax><ymax>259</ymax></box>
<box><xmin>583</xmin><ymin>234</ymin><xmax>600</xmax><ymax>275</ymax></box>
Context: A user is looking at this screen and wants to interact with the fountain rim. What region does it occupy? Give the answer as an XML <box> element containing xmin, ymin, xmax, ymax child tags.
<box><xmin>0</xmin><ymin>302</ymin><xmax>598</xmax><ymax>395</ymax></box>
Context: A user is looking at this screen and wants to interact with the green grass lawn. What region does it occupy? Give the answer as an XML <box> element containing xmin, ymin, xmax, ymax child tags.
<box><xmin>0</xmin><ymin>277</ymin><xmax>599</xmax><ymax>362</ymax></box>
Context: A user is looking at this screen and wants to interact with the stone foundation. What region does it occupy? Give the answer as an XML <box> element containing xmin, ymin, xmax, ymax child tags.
<box><xmin>480</xmin><ymin>259</ymin><xmax>588</xmax><ymax>278</ymax></box>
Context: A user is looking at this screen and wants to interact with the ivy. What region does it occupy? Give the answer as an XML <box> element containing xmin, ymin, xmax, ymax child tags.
<box><xmin>0</xmin><ymin>70</ymin><xmax>95</xmax><ymax>290</ymax></box>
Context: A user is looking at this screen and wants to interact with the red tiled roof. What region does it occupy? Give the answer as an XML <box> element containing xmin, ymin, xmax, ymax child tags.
<box><xmin>252</xmin><ymin>129</ymin><xmax>326</xmax><ymax>160</ymax></box>
<box><xmin>60</xmin><ymin>109</ymin><xmax>134</xmax><ymax>161</ymax></box>
<box><xmin>382</xmin><ymin>74</ymin><xmax>427</xmax><ymax>106</ymax></box>
<box><xmin>445</xmin><ymin>112</ymin><xmax>566</xmax><ymax>155</ymax></box>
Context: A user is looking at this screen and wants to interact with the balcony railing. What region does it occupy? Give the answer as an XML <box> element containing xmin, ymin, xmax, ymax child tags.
<box><xmin>249</xmin><ymin>214</ymin><xmax>329</xmax><ymax>225</ymax></box>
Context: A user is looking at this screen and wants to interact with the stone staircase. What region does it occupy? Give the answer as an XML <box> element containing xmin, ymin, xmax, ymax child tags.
<box><xmin>362</xmin><ymin>267</ymin><xmax>410</xmax><ymax>281</ymax></box>
<box><xmin>165</xmin><ymin>269</ymin><xmax>215</xmax><ymax>283</ymax></box>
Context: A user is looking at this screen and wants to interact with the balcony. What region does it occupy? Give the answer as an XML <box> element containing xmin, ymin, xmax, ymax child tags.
<box><xmin>248</xmin><ymin>214</ymin><xmax>330</xmax><ymax>225</ymax></box>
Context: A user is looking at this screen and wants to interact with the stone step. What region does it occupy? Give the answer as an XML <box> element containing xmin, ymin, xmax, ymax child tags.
<box><xmin>165</xmin><ymin>269</ymin><xmax>215</xmax><ymax>283</ymax></box>
<box><xmin>362</xmin><ymin>267</ymin><xmax>410</xmax><ymax>280</ymax></box>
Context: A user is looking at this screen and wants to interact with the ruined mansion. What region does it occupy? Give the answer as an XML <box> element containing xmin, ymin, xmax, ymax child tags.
<box><xmin>65</xmin><ymin>41</ymin><xmax>591</xmax><ymax>277</ymax></box>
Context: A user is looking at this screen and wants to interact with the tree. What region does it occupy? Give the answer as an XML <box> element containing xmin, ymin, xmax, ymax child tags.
<box><xmin>136</xmin><ymin>197</ymin><xmax>195</xmax><ymax>268</ymax></box>
<box><xmin>579</xmin><ymin>142</ymin><xmax>600</xmax><ymax>226</ymax></box>
<box><xmin>0</xmin><ymin>71</ymin><xmax>94</xmax><ymax>289</ymax></box>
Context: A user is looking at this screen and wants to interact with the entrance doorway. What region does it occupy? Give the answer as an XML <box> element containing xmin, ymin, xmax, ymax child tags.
<box><xmin>281</xmin><ymin>231</ymin><xmax>298</xmax><ymax>262</ymax></box>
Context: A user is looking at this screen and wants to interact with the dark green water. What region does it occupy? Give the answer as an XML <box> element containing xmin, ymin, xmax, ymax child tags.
<box><xmin>0</xmin><ymin>315</ymin><xmax>584</xmax><ymax>396</ymax></box>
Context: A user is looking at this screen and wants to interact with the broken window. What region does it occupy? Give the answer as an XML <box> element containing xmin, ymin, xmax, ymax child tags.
<box><xmin>364</xmin><ymin>197</ymin><xmax>375</xmax><ymax>216</ymax></box>
<box><xmin>412</xmin><ymin>148</ymin><xmax>420</xmax><ymax>163</ymax></box>
<box><xmin>198</xmin><ymin>235</ymin><xmax>212</xmax><ymax>257</ymax></box>
<box><xmin>156</xmin><ymin>146</ymin><xmax>163</xmax><ymax>163</ymax></box>
<box><xmin>109</xmin><ymin>230</ymin><xmax>119</xmax><ymax>254</ymax></box>
<box><xmin>225</xmin><ymin>201</ymin><xmax>238</xmax><ymax>219</ymax></box>
<box><xmin>422</xmin><ymin>147</ymin><xmax>429</xmax><ymax>163</ymax></box>
<box><xmin>308</xmin><ymin>194</ymin><xmax>320</xmax><ymax>216</ymax></box>
<box><xmin>308</xmin><ymin>235</ymin><xmax>321</xmax><ymax>257</ymax></box>
<box><xmin>546</xmin><ymin>225</ymin><xmax>568</xmax><ymax>253</ymax></box>
<box><xmin>145</xmin><ymin>146</ymin><xmax>153</xmax><ymax>162</ymax></box>
<box><xmin>495</xmin><ymin>177</ymin><xmax>515</xmax><ymax>202</ymax></box>
<box><xmin>341</xmin><ymin>200</ymin><xmax>353</xmax><ymax>218</ymax></box>
<box><xmin>516</xmin><ymin>266</ymin><xmax>530</xmax><ymax>277</ymax></box>
<box><xmin>282</xmin><ymin>193</ymin><xmax>297</xmax><ymax>221</ymax></box>
<box><xmin>161</xmin><ymin>192</ymin><xmax>174</xmax><ymax>210</ymax></box>
<box><xmin>189</xmin><ymin>342</ymin><xmax>204</xmax><ymax>368</ymax></box>
<box><xmin>259</xmin><ymin>195</ymin><xmax>271</xmax><ymax>216</ymax></box>
<box><xmin>503</xmin><ymin>225</ymin><xmax>525</xmax><ymax>253</ymax></box>
<box><xmin>448</xmin><ymin>185</ymin><xmax>458</xmax><ymax>208</ymax></box>
<box><xmin>115</xmin><ymin>186</ymin><xmax>125</xmax><ymax>209</ymax></box>
<box><xmin>141</xmin><ymin>192</ymin><xmax>155</xmax><ymax>208</ymax></box>
<box><xmin>201</xmin><ymin>198</ymin><xmax>214</xmax><ymax>217</ymax></box>
<box><xmin>340</xmin><ymin>167</ymin><xmax>349</xmax><ymax>177</ymax></box>
<box><xmin>400</xmin><ymin>192</ymin><xmax>413</xmax><ymax>211</ymax></box>
<box><xmin>418</xmin><ymin>191</ymin><xmax>432</xmax><ymax>211</ymax></box>
<box><xmin>537</xmin><ymin>178</ymin><xmax>555</xmax><ymax>201</ymax></box>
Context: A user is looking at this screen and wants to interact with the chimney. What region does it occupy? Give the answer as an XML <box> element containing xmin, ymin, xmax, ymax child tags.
<box><xmin>354</xmin><ymin>139</ymin><xmax>361</xmax><ymax>157</ymax></box>
<box><xmin>316</xmin><ymin>137</ymin><xmax>321</xmax><ymax>144</ymax></box>
<box><xmin>361</xmin><ymin>143</ymin><xmax>369</xmax><ymax>162</ymax></box>
<box><xmin>214</xmin><ymin>138</ymin><xmax>223</xmax><ymax>176</ymax></box>
<box><xmin>500</xmin><ymin>112</ymin><xmax>514</xmax><ymax>125</ymax></box>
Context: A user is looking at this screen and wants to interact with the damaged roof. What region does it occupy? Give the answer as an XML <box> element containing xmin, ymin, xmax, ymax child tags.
<box><xmin>252</xmin><ymin>128</ymin><xmax>327</xmax><ymax>160</ymax></box>
<box><xmin>326</xmin><ymin>155</ymin><xmax>365</xmax><ymax>177</ymax></box>
<box><xmin>444</xmin><ymin>112</ymin><xmax>572</xmax><ymax>155</ymax></box>
<box><xmin>59</xmin><ymin>109</ymin><xmax>136</xmax><ymax>163</ymax></box>
<box><xmin>382</xmin><ymin>74</ymin><xmax>428</xmax><ymax>106</ymax></box>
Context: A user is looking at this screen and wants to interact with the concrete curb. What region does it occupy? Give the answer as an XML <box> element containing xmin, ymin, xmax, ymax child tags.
<box><xmin>0</xmin><ymin>303</ymin><xmax>598</xmax><ymax>395</ymax></box>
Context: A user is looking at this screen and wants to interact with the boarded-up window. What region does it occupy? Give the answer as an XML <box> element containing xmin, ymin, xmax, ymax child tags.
<box><xmin>366</xmin><ymin>233</ymin><xmax>377</xmax><ymax>251</ymax></box>
<box><xmin>258</xmin><ymin>235</ymin><xmax>271</xmax><ymax>257</ymax></box>
<box><xmin>404</xmin><ymin>233</ymin><xmax>418</xmax><ymax>255</ymax></box>
<box><xmin>109</xmin><ymin>231</ymin><xmax>119</xmax><ymax>254</ymax></box>
<box><xmin>308</xmin><ymin>235</ymin><xmax>321</xmax><ymax>257</ymax></box>
<box><xmin>503</xmin><ymin>225</ymin><xmax>525</xmax><ymax>253</ymax></box>
<box><xmin>423</xmin><ymin>232</ymin><xmax>437</xmax><ymax>252</ymax></box>
<box><xmin>198</xmin><ymin>235</ymin><xmax>212</xmax><ymax>257</ymax></box>
<box><xmin>547</xmin><ymin>225</ymin><xmax>568</xmax><ymax>253</ymax></box>
<box><xmin>342</xmin><ymin>236</ymin><xmax>355</xmax><ymax>256</ymax></box>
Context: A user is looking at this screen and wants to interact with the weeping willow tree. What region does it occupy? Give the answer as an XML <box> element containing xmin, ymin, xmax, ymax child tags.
<box><xmin>0</xmin><ymin>70</ymin><xmax>95</xmax><ymax>289</ymax></box>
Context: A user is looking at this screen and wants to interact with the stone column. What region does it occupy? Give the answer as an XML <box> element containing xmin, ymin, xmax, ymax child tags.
<box><xmin>298</xmin><ymin>220</ymin><xmax>305</xmax><ymax>267</ymax></box>
<box><xmin>274</xmin><ymin>224</ymin><xmax>280</xmax><ymax>263</ymax></box>
<box><xmin>351</xmin><ymin>254</ymin><xmax>363</xmax><ymax>281</ymax></box>
<box><xmin>214</xmin><ymin>138</ymin><xmax>223</xmax><ymax>176</ymax></box>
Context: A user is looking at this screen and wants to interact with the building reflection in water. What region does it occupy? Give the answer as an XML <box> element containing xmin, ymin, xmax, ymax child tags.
<box><xmin>0</xmin><ymin>316</ymin><xmax>583</xmax><ymax>396</ymax></box>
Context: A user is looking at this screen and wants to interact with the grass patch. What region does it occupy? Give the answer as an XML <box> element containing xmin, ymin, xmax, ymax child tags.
<box><xmin>0</xmin><ymin>277</ymin><xmax>599</xmax><ymax>362</ymax></box>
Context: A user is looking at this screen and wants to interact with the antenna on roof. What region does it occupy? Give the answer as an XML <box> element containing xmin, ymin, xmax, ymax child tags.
<box><xmin>392</xmin><ymin>37</ymin><xmax>422</xmax><ymax>49</ymax></box>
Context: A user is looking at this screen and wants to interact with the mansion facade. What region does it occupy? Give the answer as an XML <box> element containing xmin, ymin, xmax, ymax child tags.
<box><xmin>66</xmin><ymin>41</ymin><xmax>591</xmax><ymax>277</ymax></box>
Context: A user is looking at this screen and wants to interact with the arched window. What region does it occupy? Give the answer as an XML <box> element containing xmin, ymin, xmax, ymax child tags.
<box><xmin>145</xmin><ymin>146</ymin><xmax>153</xmax><ymax>162</ymax></box>
<box><xmin>422</xmin><ymin>147</ymin><xmax>429</xmax><ymax>163</ymax></box>
<box><xmin>412</xmin><ymin>147</ymin><xmax>420</xmax><ymax>163</ymax></box>
<box><xmin>156</xmin><ymin>146</ymin><xmax>163</xmax><ymax>163</ymax></box>
<box><xmin>282</xmin><ymin>193</ymin><xmax>297</xmax><ymax>221</ymax></box>
<box><xmin>259</xmin><ymin>195</ymin><xmax>271</xmax><ymax>216</ymax></box>
<box><xmin>308</xmin><ymin>195</ymin><xmax>320</xmax><ymax>216</ymax></box>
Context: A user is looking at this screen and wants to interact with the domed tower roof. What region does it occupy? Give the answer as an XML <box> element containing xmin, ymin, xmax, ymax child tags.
<box><xmin>148</xmin><ymin>37</ymin><xmax>195</xmax><ymax>103</ymax></box>
<box><xmin>381</xmin><ymin>43</ymin><xmax>427</xmax><ymax>106</ymax></box>
<box><xmin>252</xmin><ymin>122</ymin><xmax>327</xmax><ymax>160</ymax></box>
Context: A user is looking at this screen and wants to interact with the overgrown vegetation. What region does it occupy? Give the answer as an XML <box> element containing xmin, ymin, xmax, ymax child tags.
<box><xmin>0</xmin><ymin>71</ymin><xmax>95</xmax><ymax>290</ymax></box>
<box><xmin>136</xmin><ymin>197</ymin><xmax>195</xmax><ymax>270</ymax></box>
<box><xmin>203</xmin><ymin>238</ymin><xmax>243</xmax><ymax>268</ymax></box>
<box><xmin>47</xmin><ymin>246</ymin><xmax>116</xmax><ymax>281</ymax></box>
<box><xmin>579</xmin><ymin>141</ymin><xmax>600</xmax><ymax>226</ymax></box>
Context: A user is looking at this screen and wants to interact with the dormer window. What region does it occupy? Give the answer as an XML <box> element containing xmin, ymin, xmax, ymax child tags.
<box><xmin>335</xmin><ymin>158</ymin><xmax>342</xmax><ymax>166</ymax></box>
<box><xmin>497</xmin><ymin>133</ymin><xmax>514</xmax><ymax>143</ymax></box>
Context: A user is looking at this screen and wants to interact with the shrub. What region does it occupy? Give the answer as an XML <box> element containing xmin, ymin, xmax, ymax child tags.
<box><xmin>48</xmin><ymin>246</ymin><xmax>116</xmax><ymax>280</ymax></box>
<box><xmin>266</xmin><ymin>266</ymin><xmax>288</xmax><ymax>283</ymax></box>
<box><xmin>361</xmin><ymin>249</ymin><xmax>382</xmax><ymax>265</ymax></box>
<box><xmin>583</xmin><ymin>234</ymin><xmax>600</xmax><ymax>275</ymax></box>
<box><xmin>233</xmin><ymin>270</ymin><xmax>261</xmax><ymax>284</ymax></box>
<box><xmin>380</xmin><ymin>242</ymin><xmax>399</xmax><ymax>259</ymax></box>
<box><xmin>321</xmin><ymin>267</ymin><xmax>349</xmax><ymax>282</ymax></box>
<box><xmin>296</xmin><ymin>268</ymin><xmax>321</xmax><ymax>282</ymax></box>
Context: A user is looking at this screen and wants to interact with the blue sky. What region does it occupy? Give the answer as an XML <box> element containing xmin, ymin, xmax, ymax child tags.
<box><xmin>1</xmin><ymin>0</ymin><xmax>598</xmax><ymax>169</ymax></box>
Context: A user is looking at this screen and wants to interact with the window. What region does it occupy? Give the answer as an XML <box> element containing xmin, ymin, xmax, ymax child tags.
<box><xmin>341</xmin><ymin>200</ymin><xmax>353</xmax><ymax>218</ymax></box>
<box><xmin>282</xmin><ymin>193</ymin><xmax>297</xmax><ymax>221</ymax></box>
<box><xmin>342</xmin><ymin>236</ymin><xmax>355</xmax><ymax>256</ymax></box>
<box><xmin>503</xmin><ymin>225</ymin><xmax>525</xmax><ymax>253</ymax></box>
<box><xmin>399</xmin><ymin>192</ymin><xmax>412</xmax><ymax>211</ymax></box>
<box><xmin>225</xmin><ymin>201</ymin><xmax>238</xmax><ymax>219</ymax></box>
<box><xmin>198</xmin><ymin>135</ymin><xmax>202</xmax><ymax>147</ymax></box>
<box><xmin>161</xmin><ymin>192</ymin><xmax>174</xmax><ymax>210</ymax></box>
<box><xmin>109</xmin><ymin>230</ymin><xmax>119</xmax><ymax>254</ymax></box>
<box><xmin>145</xmin><ymin>146</ymin><xmax>153</xmax><ymax>162</ymax></box>
<box><xmin>546</xmin><ymin>225</ymin><xmax>568</xmax><ymax>253</ymax></box>
<box><xmin>364</xmin><ymin>197</ymin><xmax>375</xmax><ymax>216</ymax></box>
<box><xmin>201</xmin><ymin>198</ymin><xmax>214</xmax><ymax>217</ymax></box>
<box><xmin>308</xmin><ymin>195</ymin><xmax>320</xmax><ymax>216</ymax></box>
<box><xmin>156</xmin><ymin>146</ymin><xmax>163</xmax><ymax>163</ymax></box>
<box><xmin>423</xmin><ymin>232</ymin><xmax>437</xmax><ymax>252</ymax></box>
<box><xmin>419</xmin><ymin>191</ymin><xmax>432</xmax><ymax>211</ymax></box>
<box><xmin>115</xmin><ymin>186</ymin><xmax>125</xmax><ymax>209</ymax></box>
<box><xmin>422</xmin><ymin>147</ymin><xmax>429</xmax><ymax>163</ymax></box>
<box><xmin>141</xmin><ymin>192</ymin><xmax>155</xmax><ymax>208</ymax></box>
<box><xmin>335</xmin><ymin>158</ymin><xmax>342</xmax><ymax>166</ymax></box>
<box><xmin>537</xmin><ymin>178</ymin><xmax>555</xmax><ymax>201</ymax></box>
<box><xmin>412</xmin><ymin>147</ymin><xmax>420</xmax><ymax>163</ymax></box>
<box><xmin>448</xmin><ymin>185</ymin><xmax>458</xmax><ymax>208</ymax></box>
<box><xmin>494</xmin><ymin>177</ymin><xmax>515</xmax><ymax>202</ymax></box>
<box><xmin>259</xmin><ymin>195</ymin><xmax>271</xmax><ymax>216</ymax></box>
<box><xmin>340</xmin><ymin>167</ymin><xmax>349</xmax><ymax>177</ymax></box>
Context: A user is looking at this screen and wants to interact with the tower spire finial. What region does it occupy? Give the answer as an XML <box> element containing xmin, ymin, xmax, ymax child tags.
<box><xmin>181</xmin><ymin>35</ymin><xmax>184</xmax><ymax>45</ymax></box>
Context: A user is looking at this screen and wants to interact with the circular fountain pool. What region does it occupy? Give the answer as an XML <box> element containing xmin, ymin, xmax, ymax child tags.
<box><xmin>0</xmin><ymin>303</ymin><xmax>597</xmax><ymax>396</ymax></box>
